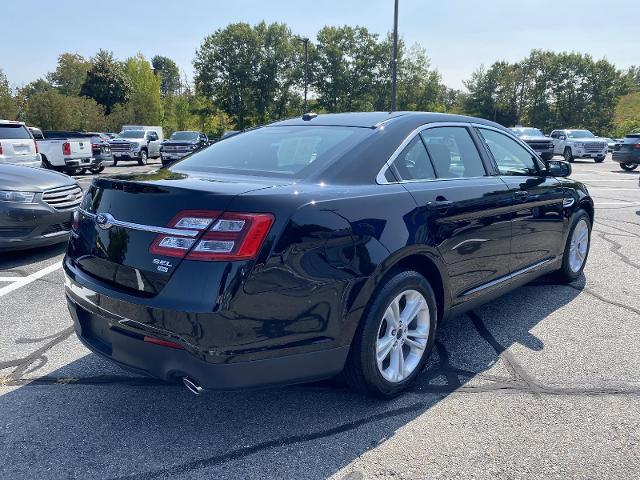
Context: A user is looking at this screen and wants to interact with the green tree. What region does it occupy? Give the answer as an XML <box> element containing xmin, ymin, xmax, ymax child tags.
<box><xmin>81</xmin><ymin>50</ymin><xmax>131</xmax><ymax>114</ymax></box>
<box><xmin>194</xmin><ymin>22</ymin><xmax>302</xmax><ymax>129</ymax></box>
<box><xmin>123</xmin><ymin>53</ymin><xmax>162</xmax><ymax>124</ymax></box>
<box><xmin>152</xmin><ymin>55</ymin><xmax>181</xmax><ymax>96</ymax></box>
<box><xmin>0</xmin><ymin>69</ymin><xmax>18</xmax><ymax>120</ymax></box>
<box><xmin>47</xmin><ymin>53</ymin><xmax>90</xmax><ymax>96</ymax></box>
<box><xmin>23</xmin><ymin>90</ymin><xmax>105</xmax><ymax>130</ymax></box>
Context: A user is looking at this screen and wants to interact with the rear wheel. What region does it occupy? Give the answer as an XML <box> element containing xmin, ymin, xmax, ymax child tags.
<box><xmin>620</xmin><ymin>163</ymin><xmax>638</xmax><ymax>171</ymax></box>
<box><xmin>112</xmin><ymin>158</ymin><xmax>118</xmax><ymax>167</ymax></box>
<box><xmin>564</xmin><ymin>147</ymin><xmax>574</xmax><ymax>163</ymax></box>
<box><xmin>79</xmin><ymin>168</ymin><xmax>88</xmax><ymax>175</ymax></box>
<box><xmin>554</xmin><ymin>209</ymin><xmax>591</xmax><ymax>283</ymax></box>
<box><xmin>89</xmin><ymin>165</ymin><xmax>105</xmax><ymax>174</ymax></box>
<box><xmin>542</xmin><ymin>153</ymin><xmax>553</xmax><ymax>161</ymax></box>
<box><xmin>138</xmin><ymin>150</ymin><xmax>148</xmax><ymax>166</ymax></box>
<box><xmin>342</xmin><ymin>270</ymin><xmax>437</xmax><ymax>398</ymax></box>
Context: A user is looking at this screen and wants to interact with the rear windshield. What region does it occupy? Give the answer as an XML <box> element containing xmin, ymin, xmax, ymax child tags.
<box><xmin>170</xmin><ymin>131</ymin><xmax>199</xmax><ymax>141</ymax></box>
<box><xmin>0</xmin><ymin>124</ymin><xmax>31</xmax><ymax>139</ymax></box>
<box><xmin>172</xmin><ymin>126</ymin><xmax>372</xmax><ymax>178</ymax></box>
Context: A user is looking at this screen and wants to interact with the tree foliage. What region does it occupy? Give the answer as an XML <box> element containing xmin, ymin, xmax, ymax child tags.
<box><xmin>0</xmin><ymin>69</ymin><xmax>18</xmax><ymax>120</ymax></box>
<box><xmin>47</xmin><ymin>53</ymin><xmax>90</xmax><ymax>96</ymax></box>
<box><xmin>122</xmin><ymin>53</ymin><xmax>163</xmax><ymax>125</ymax></box>
<box><xmin>152</xmin><ymin>55</ymin><xmax>181</xmax><ymax>96</ymax></box>
<box><xmin>23</xmin><ymin>90</ymin><xmax>106</xmax><ymax>131</ymax></box>
<box><xmin>80</xmin><ymin>50</ymin><xmax>131</xmax><ymax>114</ymax></box>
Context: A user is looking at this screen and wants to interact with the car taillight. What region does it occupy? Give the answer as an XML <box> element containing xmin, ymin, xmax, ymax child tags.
<box><xmin>149</xmin><ymin>210</ymin><xmax>274</xmax><ymax>261</ymax></box>
<box><xmin>34</xmin><ymin>140</ymin><xmax>38</xmax><ymax>154</ymax></box>
<box><xmin>187</xmin><ymin>212</ymin><xmax>274</xmax><ymax>261</ymax></box>
<box><xmin>633</xmin><ymin>143</ymin><xmax>640</xmax><ymax>150</ymax></box>
<box><xmin>62</xmin><ymin>142</ymin><xmax>71</xmax><ymax>156</ymax></box>
<box><xmin>149</xmin><ymin>210</ymin><xmax>221</xmax><ymax>258</ymax></box>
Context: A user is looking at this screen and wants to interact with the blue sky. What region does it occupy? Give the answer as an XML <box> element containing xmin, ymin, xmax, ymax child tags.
<box><xmin>1</xmin><ymin>0</ymin><xmax>636</xmax><ymax>90</ymax></box>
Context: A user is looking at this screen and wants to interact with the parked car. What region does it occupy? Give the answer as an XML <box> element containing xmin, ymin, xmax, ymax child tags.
<box><xmin>30</xmin><ymin>129</ymin><xmax>99</xmax><ymax>175</ymax></box>
<box><xmin>65</xmin><ymin>112</ymin><xmax>593</xmax><ymax>398</ymax></box>
<box><xmin>80</xmin><ymin>132</ymin><xmax>111</xmax><ymax>172</ymax></box>
<box><xmin>0</xmin><ymin>120</ymin><xmax>39</xmax><ymax>167</ymax></box>
<box><xmin>509</xmin><ymin>126</ymin><xmax>555</xmax><ymax>160</ymax></box>
<box><xmin>602</xmin><ymin>137</ymin><xmax>617</xmax><ymax>152</ymax></box>
<box><xmin>160</xmin><ymin>131</ymin><xmax>209</xmax><ymax>166</ymax></box>
<box><xmin>550</xmin><ymin>129</ymin><xmax>607</xmax><ymax>163</ymax></box>
<box><xmin>109</xmin><ymin>126</ymin><xmax>163</xmax><ymax>166</ymax></box>
<box><xmin>0</xmin><ymin>163</ymin><xmax>82</xmax><ymax>251</ymax></box>
<box><xmin>612</xmin><ymin>133</ymin><xmax>640</xmax><ymax>171</ymax></box>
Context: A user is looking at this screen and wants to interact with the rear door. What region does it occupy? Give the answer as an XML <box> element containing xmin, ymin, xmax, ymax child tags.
<box><xmin>476</xmin><ymin>126</ymin><xmax>565</xmax><ymax>274</ymax></box>
<box><xmin>386</xmin><ymin>123</ymin><xmax>513</xmax><ymax>305</ymax></box>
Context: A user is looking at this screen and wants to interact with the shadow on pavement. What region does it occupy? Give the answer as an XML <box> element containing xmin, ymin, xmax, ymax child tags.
<box><xmin>0</xmin><ymin>277</ymin><xmax>584</xmax><ymax>479</ymax></box>
<box><xmin>0</xmin><ymin>242</ymin><xmax>66</xmax><ymax>273</ymax></box>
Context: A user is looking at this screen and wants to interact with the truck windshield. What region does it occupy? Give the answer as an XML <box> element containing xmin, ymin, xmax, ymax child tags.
<box><xmin>119</xmin><ymin>130</ymin><xmax>145</xmax><ymax>139</ymax></box>
<box><xmin>172</xmin><ymin>125</ymin><xmax>372</xmax><ymax>178</ymax></box>
<box><xmin>567</xmin><ymin>130</ymin><xmax>595</xmax><ymax>138</ymax></box>
<box><xmin>170</xmin><ymin>132</ymin><xmax>199</xmax><ymax>141</ymax></box>
<box><xmin>512</xmin><ymin>128</ymin><xmax>543</xmax><ymax>137</ymax></box>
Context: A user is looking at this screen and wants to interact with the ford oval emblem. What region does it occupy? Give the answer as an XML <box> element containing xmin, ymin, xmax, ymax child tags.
<box><xmin>95</xmin><ymin>213</ymin><xmax>114</xmax><ymax>230</ymax></box>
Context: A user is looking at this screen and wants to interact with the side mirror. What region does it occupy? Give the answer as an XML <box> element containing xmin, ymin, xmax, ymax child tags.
<box><xmin>547</xmin><ymin>160</ymin><xmax>571</xmax><ymax>177</ymax></box>
<box><xmin>559</xmin><ymin>135</ymin><xmax>566</xmax><ymax>141</ymax></box>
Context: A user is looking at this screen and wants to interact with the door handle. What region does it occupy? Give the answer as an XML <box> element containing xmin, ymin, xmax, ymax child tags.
<box><xmin>514</xmin><ymin>191</ymin><xmax>529</xmax><ymax>201</ymax></box>
<box><xmin>431</xmin><ymin>196</ymin><xmax>453</xmax><ymax>212</ymax></box>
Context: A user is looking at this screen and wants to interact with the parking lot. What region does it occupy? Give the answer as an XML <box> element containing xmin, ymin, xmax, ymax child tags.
<box><xmin>1</xmin><ymin>156</ymin><xmax>639</xmax><ymax>479</ymax></box>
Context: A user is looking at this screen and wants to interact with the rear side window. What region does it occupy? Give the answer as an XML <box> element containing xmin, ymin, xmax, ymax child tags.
<box><xmin>0</xmin><ymin>124</ymin><xmax>31</xmax><ymax>140</ymax></box>
<box><xmin>478</xmin><ymin>128</ymin><xmax>538</xmax><ymax>176</ymax></box>
<box><xmin>173</xmin><ymin>126</ymin><xmax>372</xmax><ymax>178</ymax></box>
<box><xmin>420</xmin><ymin>127</ymin><xmax>486</xmax><ymax>178</ymax></box>
<box><xmin>388</xmin><ymin>136</ymin><xmax>435</xmax><ymax>181</ymax></box>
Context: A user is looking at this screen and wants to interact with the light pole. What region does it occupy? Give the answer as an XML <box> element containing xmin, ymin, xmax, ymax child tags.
<box><xmin>298</xmin><ymin>37</ymin><xmax>310</xmax><ymax>113</ymax></box>
<box><xmin>390</xmin><ymin>0</ymin><xmax>399</xmax><ymax>112</ymax></box>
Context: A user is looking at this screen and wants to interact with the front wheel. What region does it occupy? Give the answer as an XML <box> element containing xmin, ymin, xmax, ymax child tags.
<box><xmin>594</xmin><ymin>156</ymin><xmax>605</xmax><ymax>163</ymax></box>
<box><xmin>620</xmin><ymin>163</ymin><xmax>638</xmax><ymax>171</ymax></box>
<box><xmin>342</xmin><ymin>270</ymin><xmax>437</xmax><ymax>398</ymax></box>
<box><xmin>554</xmin><ymin>209</ymin><xmax>591</xmax><ymax>283</ymax></box>
<box><xmin>564</xmin><ymin>148</ymin><xmax>574</xmax><ymax>163</ymax></box>
<box><xmin>137</xmin><ymin>150</ymin><xmax>148</xmax><ymax>166</ymax></box>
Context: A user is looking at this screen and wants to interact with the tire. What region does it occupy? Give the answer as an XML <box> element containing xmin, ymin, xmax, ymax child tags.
<box><xmin>112</xmin><ymin>158</ymin><xmax>118</xmax><ymax>167</ymax></box>
<box><xmin>89</xmin><ymin>165</ymin><xmax>105</xmax><ymax>174</ymax></box>
<box><xmin>342</xmin><ymin>270</ymin><xmax>438</xmax><ymax>398</ymax></box>
<box><xmin>554</xmin><ymin>209</ymin><xmax>591</xmax><ymax>283</ymax></box>
<box><xmin>563</xmin><ymin>147</ymin><xmax>574</xmax><ymax>163</ymax></box>
<box><xmin>79</xmin><ymin>168</ymin><xmax>88</xmax><ymax>175</ymax></box>
<box><xmin>594</xmin><ymin>156</ymin><xmax>605</xmax><ymax>163</ymax></box>
<box><xmin>620</xmin><ymin>163</ymin><xmax>638</xmax><ymax>171</ymax></box>
<box><xmin>138</xmin><ymin>150</ymin><xmax>148</xmax><ymax>166</ymax></box>
<box><xmin>542</xmin><ymin>153</ymin><xmax>553</xmax><ymax>161</ymax></box>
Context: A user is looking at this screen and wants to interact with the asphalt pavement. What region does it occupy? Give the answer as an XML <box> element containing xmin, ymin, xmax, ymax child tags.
<box><xmin>1</xmin><ymin>156</ymin><xmax>639</xmax><ymax>479</ymax></box>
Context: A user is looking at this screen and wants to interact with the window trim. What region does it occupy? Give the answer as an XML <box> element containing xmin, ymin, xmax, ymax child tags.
<box><xmin>376</xmin><ymin>122</ymin><xmax>492</xmax><ymax>184</ymax></box>
<box><xmin>473</xmin><ymin>124</ymin><xmax>544</xmax><ymax>177</ymax></box>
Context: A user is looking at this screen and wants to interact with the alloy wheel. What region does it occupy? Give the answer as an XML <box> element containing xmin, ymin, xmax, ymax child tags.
<box><xmin>569</xmin><ymin>219</ymin><xmax>589</xmax><ymax>273</ymax></box>
<box><xmin>376</xmin><ymin>289</ymin><xmax>430</xmax><ymax>383</ymax></box>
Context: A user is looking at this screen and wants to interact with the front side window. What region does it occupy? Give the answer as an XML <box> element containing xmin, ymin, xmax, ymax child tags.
<box><xmin>388</xmin><ymin>136</ymin><xmax>435</xmax><ymax>181</ymax></box>
<box><xmin>420</xmin><ymin>127</ymin><xmax>486</xmax><ymax>178</ymax></box>
<box><xmin>479</xmin><ymin>128</ymin><xmax>539</xmax><ymax>176</ymax></box>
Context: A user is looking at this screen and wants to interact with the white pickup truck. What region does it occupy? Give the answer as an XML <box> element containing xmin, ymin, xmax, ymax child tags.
<box><xmin>29</xmin><ymin>128</ymin><xmax>101</xmax><ymax>174</ymax></box>
<box><xmin>550</xmin><ymin>129</ymin><xmax>608</xmax><ymax>163</ymax></box>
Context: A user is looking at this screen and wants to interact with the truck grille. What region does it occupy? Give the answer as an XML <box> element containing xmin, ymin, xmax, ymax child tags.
<box><xmin>584</xmin><ymin>142</ymin><xmax>606</xmax><ymax>153</ymax></box>
<box><xmin>526</xmin><ymin>140</ymin><xmax>553</xmax><ymax>151</ymax></box>
<box><xmin>43</xmin><ymin>185</ymin><xmax>83</xmax><ymax>210</ymax></box>
<box><xmin>110</xmin><ymin>142</ymin><xmax>133</xmax><ymax>152</ymax></box>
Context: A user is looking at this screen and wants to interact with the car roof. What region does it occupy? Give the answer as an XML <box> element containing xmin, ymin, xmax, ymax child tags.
<box><xmin>270</xmin><ymin>111</ymin><xmax>504</xmax><ymax>129</ymax></box>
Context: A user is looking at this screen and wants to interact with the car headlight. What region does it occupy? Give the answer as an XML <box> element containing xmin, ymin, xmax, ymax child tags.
<box><xmin>0</xmin><ymin>190</ymin><xmax>36</xmax><ymax>203</ymax></box>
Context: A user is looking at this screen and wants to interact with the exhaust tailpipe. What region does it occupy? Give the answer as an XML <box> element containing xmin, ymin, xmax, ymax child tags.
<box><xmin>182</xmin><ymin>377</ymin><xmax>203</xmax><ymax>395</ymax></box>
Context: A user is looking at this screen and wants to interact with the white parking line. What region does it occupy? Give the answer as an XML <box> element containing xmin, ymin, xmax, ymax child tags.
<box><xmin>0</xmin><ymin>262</ymin><xmax>62</xmax><ymax>298</ymax></box>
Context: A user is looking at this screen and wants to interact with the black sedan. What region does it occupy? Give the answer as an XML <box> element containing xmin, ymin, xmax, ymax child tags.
<box><xmin>0</xmin><ymin>164</ymin><xmax>82</xmax><ymax>252</ymax></box>
<box><xmin>612</xmin><ymin>133</ymin><xmax>640</xmax><ymax>171</ymax></box>
<box><xmin>64</xmin><ymin>112</ymin><xmax>593</xmax><ymax>397</ymax></box>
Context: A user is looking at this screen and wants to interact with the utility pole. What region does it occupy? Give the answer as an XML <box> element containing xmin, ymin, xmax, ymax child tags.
<box><xmin>390</xmin><ymin>0</ymin><xmax>399</xmax><ymax>111</ymax></box>
<box><xmin>299</xmin><ymin>37</ymin><xmax>310</xmax><ymax>113</ymax></box>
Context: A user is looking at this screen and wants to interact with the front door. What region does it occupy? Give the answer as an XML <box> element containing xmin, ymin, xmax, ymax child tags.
<box><xmin>387</xmin><ymin>124</ymin><xmax>513</xmax><ymax>305</ymax></box>
<box><xmin>476</xmin><ymin>127</ymin><xmax>565</xmax><ymax>274</ymax></box>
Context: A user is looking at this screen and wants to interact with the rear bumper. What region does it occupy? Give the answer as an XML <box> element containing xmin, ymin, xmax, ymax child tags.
<box><xmin>66</xmin><ymin>293</ymin><xmax>349</xmax><ymax>390</ymax></box>
<box><xmin>64</xmin><ymin>157</ymin><xmax>100</xmax><ymax>168</ymax></box>
<box><xmin>612</xmin><ymin>151</ymin><xmax>640</xmax><ymax>164</ymax></box>
<box><xmin>0</xmin><ymin>202</ymin><xmax>72</xmax><ymax>251</ymax></box>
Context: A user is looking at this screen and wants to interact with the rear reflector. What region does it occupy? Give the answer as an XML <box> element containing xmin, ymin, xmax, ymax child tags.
<box><xmin>143</xmin><ymin>336</ymin><xmax>184</xmax><ymax>350</ymax></box>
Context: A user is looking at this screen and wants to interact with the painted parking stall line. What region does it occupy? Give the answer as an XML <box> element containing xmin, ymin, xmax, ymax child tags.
<box><xmin>0</xmin><ymin>262</ymin><xmax>62</xmax><ymax>298</ymax></box>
